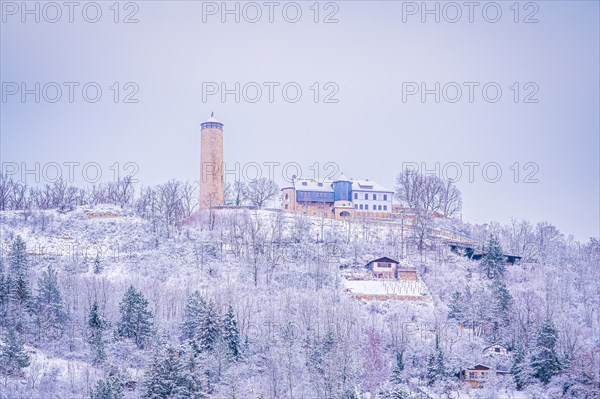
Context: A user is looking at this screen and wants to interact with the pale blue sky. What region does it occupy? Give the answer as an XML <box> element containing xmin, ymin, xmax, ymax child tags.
<box><xmin>1</xmin><ymin>1</ymin><xmax>599</xmax><ymax>240</ymax></box>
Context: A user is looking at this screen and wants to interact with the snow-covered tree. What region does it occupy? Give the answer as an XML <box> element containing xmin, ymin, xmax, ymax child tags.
<box><xmin>510</xmin><ymin>345</ymin><xmax>530</xmax><ymax>390</ymax></box>
<box><xmin>6</xmin><ymin>236</ymin><xmax>31</xmax><ymax>333</ymax></box>
<box><xmin>93</xmin><ymin>253</ymin><xmax>103</xmax><ymax>274</ymax></box>
<box><xmin>426</xmin><ymin>334</ymin><xmax>446</xmax><ymax>386</ymax></box>
<box><xmin>489</xmin><ymin>277</ymin><xmax>512</xmax><ymax>341</ymax></box>
<box><xmin>221</xmin><ymin>304</ymin><xmax>240</xmax><ymax>361</ymax></box>
<box><xmin>0</xmin><ymin>258</ymin><xmax>7</xmax><ymax>324</ymax></box>
<box><xmin>33</xmin><ymin>265</ymin><xmax>67</xmax><ymax>341</ymax></box>
<box><xmin>194</xmin><ymin>300</ymin><xmax>220</xmax><ymax>353</ymax></box>
<box><xmin>362</xmin><ymin>328</ymin><xmax>388</xmax><ymax>393</ymax></box>
<box><xmin>530</xmin><ymin>318</ymin><xmax>562</xmax><ymax>384</ymax></box>
<box><xmin>88</xmin><ymin>300</ymin><xmax>107</xmax><ymax>365</ymax></box>
<box><xmin>0</xmin><ymin>328</ymin><xmax>30</xmax><ymax>377</ymax></box>
<box><xmin>481</xmin><ymin>234</ymin><xmax>505</xmax><ymax>279</ymax></box>
<box><xmin>89</xmin><ymin>375</ymin><xmax>124</xmax><ymax>399</ymax></box>
<box><xmin>143</xmin><ymin>343</ymin><xmax>206</xmax><ymax>399</ymax></box>
<box><xmin>181</xmin><ymin>291</ymin><xmax>206</xmax><ymax>341</ymax></box>
<box><xmin>245</xmin><ymin>178</ymin><xmax>278</xmax><ymax>208</ymax></box>
<box><xmin>116</xmin><ymin>286</ymin><xmax>154</xmax><ymax>349</ymax></box>
<box><xmin>447</xmin><ymin>291</ymin><xmax>463</xmax><ymax>320</ymax></box>
<box><xmin>390</xmin><ymin>350</ymin><xmax>405</xmax><ymax>385</ymax></box>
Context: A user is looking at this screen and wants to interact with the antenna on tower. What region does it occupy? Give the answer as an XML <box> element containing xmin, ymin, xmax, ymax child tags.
<box><xmin>211</xmin><ymin>111</ymin><xmax>214</xmax><ymax>117</ymax></box>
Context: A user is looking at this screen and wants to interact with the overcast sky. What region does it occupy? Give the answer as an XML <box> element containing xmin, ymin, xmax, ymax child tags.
<box><xmin>1</xmin><ymin>1</ymin><xmax>599</xmax><ymax>241</ymax></box>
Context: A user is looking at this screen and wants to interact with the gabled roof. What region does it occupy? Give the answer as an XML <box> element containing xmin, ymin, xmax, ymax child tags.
<box><xmin>483</xmin><ymin>343</ymin><xmax>508</xmax><ymax>351</ymax></box>
<box><xmin>469</xmin><ymin>364</ymin><xmax>492</xmax><ymax>371</ymax></box>
<box><xmin>366</xmin><ymin>256</ymin><xmax>399</xmax><ymax>265</ymax></box>
<box><xmin>351</xmin><ymin>179</ymin><xmax>393</xmax><ymax>193</ymax></box>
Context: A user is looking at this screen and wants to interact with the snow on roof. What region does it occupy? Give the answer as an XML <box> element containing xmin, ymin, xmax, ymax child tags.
<box><xmin>351</xmin><ymin>179</ymin><xmax>393</xmax><ymax>193</ymax></box>
<box><xmin>337</xmin><ymin>173</ymin><xmax>351</xmax><ymax>182</ymax></box>
<box><xmin>294</xmin><ymin>178</ymin><xmax>334</xmax><ymax>192</ymax></box>
<box><xmin>203</xmin><ymin>116</ymin><xmax>222</xmax><ymax>124</ymax></box>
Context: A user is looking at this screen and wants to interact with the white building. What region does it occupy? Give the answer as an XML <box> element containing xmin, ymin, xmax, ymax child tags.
<box><xmin>351</xmin><ymin>179</ymin><xmax>394</xmax><ymax>213</ymax></box>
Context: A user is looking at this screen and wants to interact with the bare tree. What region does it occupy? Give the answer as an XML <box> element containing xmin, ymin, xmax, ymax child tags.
<box><xmin>246</xmin><ymin>178</ymin><xmax>278</xmax><ymax>209</ymax></box>
<box><xmin>396</xmin><ymin>169</ymin><xmax>462</xmax><ymax>217</ymax></box>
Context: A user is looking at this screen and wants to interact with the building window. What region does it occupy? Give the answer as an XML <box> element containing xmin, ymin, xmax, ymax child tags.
<box><xmin>285</xmin><ymin>193</ymin><xmax>289</xmax><ymax>200</ymax></box>
<box><xmin>383</xmin><ymin>205</ymin><xmax>387</xmax><ymax>211</ymax></box>
<box><xmin>285</xmin><ymin>204</ymin><xmax>288</xmax><ymax>209</ymax></box>
<box><xmin>384</xmin><ymin>194</ymin><xmax>388</xmax><ymax>200</ymax></box>
<box><xmin>373</xmin><ymin>194</ymin><xmax>377</xmax><ymax>200</ymax></box>
<box><xmin>354</xmin><ymin>204</ymin><xmax>358</xmax><ymax>209</ymax></box>
<box><xmin>495</xmin><ymin>348</ymin><xmax>500</xmax><ymax>353</ymax></box>
<box><xmin>302</xmin><ymin>182</ymin><xmax>307</xmax><ymax>186</ymax></box>
<box><xmin>359</xmin><ymin>204</ymin><xmax>363</xmax><ymax>210</ymax></box>
<box><xmin>469</xmin><ymin>372</ymin><xmax>477</xmax><ymax>379</ymax></box>
<box><xmin>378</xmin><ymin>205</ymin><xmax>382</xmax><ymax>210</ymax></box>
<box><xmin>365</xmin><ymin>204</ymin><xmax>369</xmax><ymax>210</ymax></box>
<box><xmin>365</xmin><ymin>193</ymin><xmax>369</xmax><ymax>200</ymax></box>
<box><xmin>354</xmin><ymin>193</ymin><xmax>358</xmax><ymax>200</ymax></box>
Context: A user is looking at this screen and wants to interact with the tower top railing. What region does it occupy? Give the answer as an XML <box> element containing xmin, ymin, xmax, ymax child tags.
<box><xmin>201</xmin><ymin>121</ymin><xmax>223</xmax><ymax>130</ymax></box>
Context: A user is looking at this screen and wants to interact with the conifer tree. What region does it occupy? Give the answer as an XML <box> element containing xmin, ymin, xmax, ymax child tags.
<box><xmin>390</xmin><ymin>350</ymin><xmax>405</xmax><ymax>385</ymax></box>
<box><xmin>489</xmin><ymin>276</ymin><xmax>513</xmax><ymax>341</ymax></box>
<box><xmin>181</xmin><ymin>291</ymin><xmax>206</xmax><ymax>341</ymax></box>
<box><xmin>0</xmin><ymin>258</ymin><xmax>7</xmax><ymax>325</ymax></box>
<box><xmin>510</xmin><ymin>345</ymin><xmax>530</xmax><ymax>390</ymax></box>
<box><xmin>426</xmin><ymin>334</ymin><xmax>446</xmax><ymax>386</ymax></box>
<box><xmin>0</xmin><ymin>328</ymin><xmax>30</xmax><ymax>377</ymax></box>
<box><xmin>89</xmin><ymin>375</ymin><xmax>124</xmax><ymax>399</ymax></box>
<box><xmin>144</xmin><ymin>344</ymin><xmax>206</xmax><ymax>399</ymax></box>
<box><xmin>34</xmin><ymin>265</ymin><xmax>67</xmax><ymax>341</ymax></box>
<box><xmin>116</xmin><ymin>286</ymin><xmax>154</xmax><ymax>349</ymax></box>
<box><xmin>88</xmin><ymin>301</ymin><xmax>107</xmax><ymax>364</ymax></box>
<box><xmin>194</xmin><ymin>300</ymin><xmax>220</xmax><ymax>353</ymax></box>
<box><xmin>6</xmin><ymin>236</ymin><xmax>31</xmax><ymax>333</ymax></box>
<box><xmin>481</xmin><ymin>234</ymin><xmax>506</xmax><ymax>279</ymax></box>
<box><xmin>531</xmin><ymin>318</ymin><xmax>562</xmax><ymax>384</ymax></box>
<box><xmin>447</xmin><ymin>291</ymin><xmax>462</xmax><ymax>320</ymax></box>
<box><xmin>93</xmin><ymin>253</ymin><xmax>103</xmax><ymax>274</ymax></box>
<box><xmin>222</xmin><ymin>304</ymin><xmax>240</xmax><ymax>361</ymax></box>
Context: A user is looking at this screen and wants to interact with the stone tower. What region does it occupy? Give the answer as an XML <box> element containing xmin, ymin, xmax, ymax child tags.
<box><xmin>200</xmin><ymin>113</ymin><xmax>224</xmax><ymax>209</ymax></box>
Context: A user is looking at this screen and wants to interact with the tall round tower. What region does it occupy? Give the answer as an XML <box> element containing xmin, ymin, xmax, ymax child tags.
<box><xmin>200</xmin><ymin>113</ymin><xmax>224</xmax><ymax>209</ymax></box>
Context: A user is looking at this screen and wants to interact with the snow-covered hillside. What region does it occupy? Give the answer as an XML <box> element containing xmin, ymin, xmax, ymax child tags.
<box><xmin>0</xmin><ymin>205</ymin><xmax>598</xmax><ymax>399</ymax></box>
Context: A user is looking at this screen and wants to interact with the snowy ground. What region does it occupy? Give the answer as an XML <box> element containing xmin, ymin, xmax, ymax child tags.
<box><xmin>344</xmin><ymin>278</ymin><xmax>429</xmax><ymax>300</ymax></box>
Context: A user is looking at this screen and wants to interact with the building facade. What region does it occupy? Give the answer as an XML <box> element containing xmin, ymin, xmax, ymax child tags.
<box><xmin>200</xmin><ymin>114</ymin><xmax>225</xmax><ymax>209</ymax></box>
<box><xmin>281</xmin><ymin>175</ymin><xmax>394</xmax><ymax>219</ymax></box>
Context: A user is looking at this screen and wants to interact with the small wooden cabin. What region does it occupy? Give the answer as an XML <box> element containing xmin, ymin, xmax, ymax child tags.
<box><xmin>461</xmin><ymin>364</ymin><xmax>509</xmax><ymax>388</ymax></box>
<box><xmin>364</xmin><ymin>257</ymin><xmax>417</xmax><ymax>280</ymax></box>
<box><xmin>365</xmin><ymin>257</ymin><xmax>399</xmax><ymax>279</ymax></box>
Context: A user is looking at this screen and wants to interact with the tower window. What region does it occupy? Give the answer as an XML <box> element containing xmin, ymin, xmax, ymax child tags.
<box><xmin>365</xmin><ymin>193</ymin><xmax>369</xmax><ymax>200</ymax></box>
<box><xmin>384</xmin><ymin>194</ymin><xmax>388</xmax><ymax>201</ymax></box>
<box><xmin>373</xmin><ymin>194</ymin><xmax>377</xmax><ymax>200</ymax></box>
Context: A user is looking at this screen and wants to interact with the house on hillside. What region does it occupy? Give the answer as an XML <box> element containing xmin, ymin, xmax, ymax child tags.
<box><xmin>365</xmin><ymin>257</ymin><xmax>399</xmax><ymax>279</ymax></box>
<box><xmin>460</xmin><ymin>364</ymin><xmax>509</xmax><ymax>388</ymax></box>
<box><xmin>483</xmin><ymin>343</ymin><xmax>509</xmax><ymax>356</ymax></box>
<box><xmin>364</xmin><ymin>257</ymin><xmax>418</xmax><ymax>280</ymax></box>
